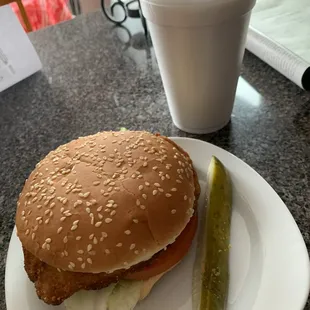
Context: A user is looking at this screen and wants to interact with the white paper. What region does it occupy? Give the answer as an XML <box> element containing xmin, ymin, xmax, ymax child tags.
<box><xmin>251</xmin><ymin>0</ymin><xmax>310</xmax><ymax>64</ymax></box>
<box><xmin>246</xmin><ymin>26</ymin><xmax>309</xmax><ymax>90</ymax></box>
<box><xmin>247</xmin><ymin>0</ymin><xmax>310</xmax><ymax>90</ymax></box>
<box><xmin>0</xmin><ymin>5</ymin><xmax>42</xmax><ymax>92</ymax></box>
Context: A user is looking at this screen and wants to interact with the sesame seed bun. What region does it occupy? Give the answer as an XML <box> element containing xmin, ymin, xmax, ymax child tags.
<box><xmin>16</xmin><ymin>131</ymin><xmax>197</xmax><ymax>274</ymax></box>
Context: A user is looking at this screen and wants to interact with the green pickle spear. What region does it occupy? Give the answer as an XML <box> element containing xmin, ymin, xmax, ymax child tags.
<box><xmin>193</xmin><ymin>156</ymin><xmax>232</xmax><ymax>310</ymax></box>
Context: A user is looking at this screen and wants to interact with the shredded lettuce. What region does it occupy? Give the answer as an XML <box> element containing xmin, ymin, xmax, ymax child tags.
<box><xmin>64</xmin><ymin>280</ymin><xmax>142</xmax><ymax>310</ymax></box>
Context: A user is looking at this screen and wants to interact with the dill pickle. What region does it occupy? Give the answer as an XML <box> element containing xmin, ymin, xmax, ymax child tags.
<box><xmin>193</xmin><ymin>156</ymin><xmax>232</xmax><ymax>310</ymax></box>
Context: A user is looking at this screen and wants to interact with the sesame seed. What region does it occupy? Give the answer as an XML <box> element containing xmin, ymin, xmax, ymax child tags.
<box><xmin>64</xmin><ymin>250</ymin><xmax>68</xmax><ymax>256</ymax></box>
<box><xmin>171</xmin><ymin>188</ymin><xmax>177</xmax><ymax>192</ymax></box>
<box><xmin>143</xmin><ymin>162</ymin><xmax>148</xmax><ymax>167</ymax></box>
<box><xmin>73</xmin><ymin>220</ymin><xmax>79</xmax><ymax>225</ymax></box>
<box><xmin>45</xmin><ymin>219</ymin><xmax>50</xmax><ymax>224</ymax></box>
<box><xmin>153</xmin><ymin>190</ymin><xmax>158</xmax><ymax>195</ymax></box>
<box><xmin>37</xmin><ymin>205</ymin><xmax>42</xmax><ymax>209</ymax></box>
<box><xmin>89</xmin><ymin>234</ymin><xmax>94</xmax><ymax>240</ymax></box>
<box><xmin>130</xmin><ymin>244</ymin><xmax>136</xmax><ymax>250</ymax></box>
<box><xmin>137</xmin><ymin>175</ymin><xmax>143</xmax><ymax>179</ymax></box>
<box><xmin>142</xmin><ymin>194</ymin><xmax>147</xmax><ymax>200</ymax></box>
<box><xmin>45</xmin><ymin>238</ymin><xmax>52</xmax><ymax>243</ymax></box>
<box><xmin>86</xmin><ymin>207</ymin><xmax>91</xmax><ymax>213</ymax></box>
<box><xmin>63</xmin><ymin>236</ymin><xmax>68</xmax><ymax>243</ymax></box>
<box><xmin>25</xmin><ymin>229</ymin><xmax>30</xmax><ymax>235</ymax></box>
<box><xmin>133</xmin><ymin>219</ymin><xmax>139</xmax><ymax>223</ymax></box>
<box><xmin>108</xmin><ymin>187</ymin><xmax>113</xmax><ymax>192</ymax></box>
<box><xmin>87</xmin><ymin>258</ymin><xmax>92</xmax><ymax>264</ymax></box>
<box><xmin>166</xmin><ymin>193</ymin><xmax>172</xmax><ymax>198</ymax></box>
<box><xmin>116</xmin><ymin>243</ymin><xmax>122</xmax><ymax>247</ymax></box>
<box><xmin>154</xmin><ymin>183</ymin><xmax>160</xmax><ymax>187</ymax></box>
<box><xmin>176</xmin><ymin>180</ymin><xmax>182</xmax><ymax>184</ymax></box>
<box><xmin>152</xmin><ymin>166</ymin><xmax>158</xmax><ymax>171</ymax></box>
<box><xmin>95</xmin><ymin>221</ymin><xmax>102</xmax><ymax>227</ymax></box>
<box><xmin>184</xmin><ymin>195</ymin><xmax>188</xmax><ymax>201</ymax></box>
<box><xmin>77</xmin><ymin>257</ymin><xmax>83</xmax><ymax>262</ymax></box>
<box><xmin>138</xmin><ymin>185</ymin><xmax>144</xmax><ymax>191</ymax></box>
<box><xmin>145</xmin><ymin>182</ymin><xmax>150</xmax><ymax>186</ymax></box>
<box><xmin>77</xmin><ymin>250</ymin><xmax>84</xmax><ymax>254</ymax></box>
<box><xmin>110</xmin><ymin>210</ymin><xmax>116</xmax><ymax>216</ymax></box>
<box><xmin>105</xmin><ymin>218</ymin><xmax>112</xmax><ymax>223</ymax></box>
<box><xmin>81</xmin><ymin>263</ymin><xmax>86</xmax><ymax>269</ymax></box>
<box><xmin>124</xmin><ymin>230</ymin><xmax>131</xmax><ymax>235</ymax></box>
<box><xmin>86</xmin><ymin>201</ymin><xmax>92</xmax><ymax>207</ymax></box>
<box><xmin>93</xmin><ymin>237</ymin><xmax>98</xmax><ymax>244</ymax></box>
<box><xmin>76</xmin><ymin>236</ymin><xmax>82</xmax><ymax>240</ymax></box>
<box><xmin>158</xmin><ymin>188</ymin><xmax>164</xmax><ymax>193</ymax></box>
<box><xmin>171</xmin><ymin>209</ymin><xmax>177</xmax><ymax>214</ymax></box>
<box><xmin>31</xmin><ymin>233</ymin><xmax>35</xmax><ymax>240</ymax></box>
<box><xmin>87</xmin><ymin>244</ymin><xmax>92</xmax><ymax>252</ymax></box>
<box><xmin>36</xmin><ymin>216</ymin><xmax>42</xmax><ymax>221</ymax></box>
<box><xmin>140</xmin><ymin>205</ymin><xmax>146</xmax><ymax>210</ymax></box>
<box><xmin>71</xmin><ymin>225</ymin><xmax>78</xmax><ymax>231</ymax></box>
<box><xmin>134</xmin><ymin>250</ymin><xmax>139</xmax><ymax>255</ymax></box>
<box><xmin>131</xmin><ymin>174</ymin><xmax>136</xmax><ymax>179</ymax></box>
<box><xmin>124</xmin><ymin>262</ymin><xmax>128</xmax><ymax>266</ymax></box>
<box><xmin>136</xmin><ymin>199</ymin><xmax>141</xmax><ymax>206</ymax></box>
<box><xmin>60</xmin><ymin>216</ymin><xmax>66</xmax><ymax>222</ymax></box>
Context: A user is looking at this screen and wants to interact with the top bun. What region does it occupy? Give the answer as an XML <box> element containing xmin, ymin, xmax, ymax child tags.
<box><xmin>16</xmin><ymin>131</ymin><xmax>197</xmax><ymax>273</ymax></box>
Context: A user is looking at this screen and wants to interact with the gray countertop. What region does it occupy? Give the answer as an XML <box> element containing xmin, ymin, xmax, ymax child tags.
<box><xmin>0</xmin><ymin>10</ymin><xmax>309</xmax><ymax>310</ymax></box>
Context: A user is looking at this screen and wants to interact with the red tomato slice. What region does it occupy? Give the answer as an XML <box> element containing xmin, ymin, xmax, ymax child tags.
<box><xmin>125</xmin><ymin>213</ymin><xmax>198</xmax><ymax>281</ymax></box>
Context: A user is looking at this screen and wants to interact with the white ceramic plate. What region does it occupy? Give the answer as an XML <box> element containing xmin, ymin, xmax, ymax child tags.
<box><xmin>5</xmin><ymin>137</ymin><xmax>310</xmax><ymax>310</ymax></box>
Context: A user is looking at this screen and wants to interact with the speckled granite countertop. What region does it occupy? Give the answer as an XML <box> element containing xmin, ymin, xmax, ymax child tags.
<box><xmin>0</xmin><ymin>10</ymin><xmax>309</xmax><ymax>310</ymax></box>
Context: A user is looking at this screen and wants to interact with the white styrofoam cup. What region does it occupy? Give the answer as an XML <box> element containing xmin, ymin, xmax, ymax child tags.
<box><xmin>140</xmin><ymin>0</ymin><xmax>256</xmax><ymax>133</ymax></box>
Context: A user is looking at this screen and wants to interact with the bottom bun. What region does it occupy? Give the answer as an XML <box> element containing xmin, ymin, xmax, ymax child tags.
<box><xmin>139</xmin><ymin>264</ymin><xmax>178</xmax><ymax>301</ymax></box>
<box><xmin>139</xmin><ymin>273</ymin><xmax>165</xmax><ymax>301</ymax></box>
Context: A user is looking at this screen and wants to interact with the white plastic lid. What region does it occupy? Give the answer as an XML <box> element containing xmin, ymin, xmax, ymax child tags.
<box><xmin>140</xmin><ymin>0</ymin><xmax>256</xmax><ymax>27</ymax></box>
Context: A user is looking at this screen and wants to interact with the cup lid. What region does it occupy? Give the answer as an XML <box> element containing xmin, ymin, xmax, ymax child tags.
<box><xmin>140</xmin><ymin>0</ymin><xmax>256</xmax><ymax>26</ymax></box>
